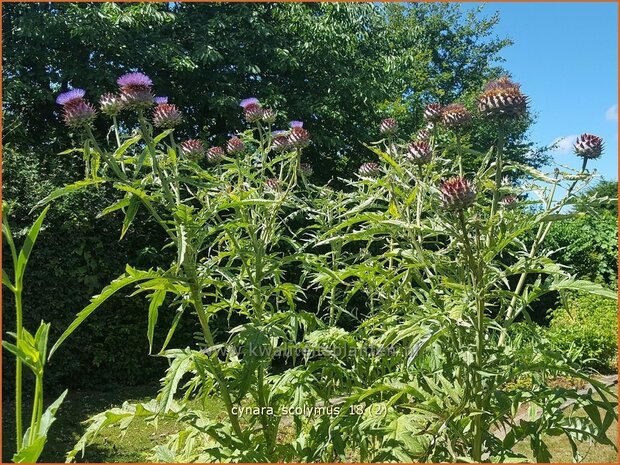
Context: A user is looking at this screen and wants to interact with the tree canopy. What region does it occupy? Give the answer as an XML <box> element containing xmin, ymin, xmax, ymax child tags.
<box><xmin>3</xmin><ymin>1</ymin><xmax>528</xmax><ymax>185</ymax></box>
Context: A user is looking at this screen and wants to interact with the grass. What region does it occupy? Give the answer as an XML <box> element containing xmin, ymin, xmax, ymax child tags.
<box><xmin>3</xmin><ymin>382</ymin><xmax>618</xmax><ymax>462</ymax></box>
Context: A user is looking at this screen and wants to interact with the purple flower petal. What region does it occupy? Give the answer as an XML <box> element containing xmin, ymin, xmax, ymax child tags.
<box><xmin>117</xmin><ymin>72</ymin><xmax>153</xmax><ymax>88</ymax></box>
<box><xmin>56</xmin><ymin>89</ymin><xmax>86</xmax><ymax>105</ymax></box>
<box><xmin>154</xmin><ymin>96</ymin><xmax>168</xmax><ymax>104</ymax></box>
<box><xmin>289</xmin><ymin>120</ymin><xmax>303</xmax><ymax>128</ymax></box>
<box><xmin>240</xmin><ymin>97</ymin><xmax>260</xmax><ymax>109</ymax></box>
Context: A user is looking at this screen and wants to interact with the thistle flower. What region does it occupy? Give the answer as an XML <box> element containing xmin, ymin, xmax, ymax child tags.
<box><xmin>573</xmin><ymin>133</ymin><xmax>604</xmax><ymax>159</ymax></box>
<box><xmin>244</xmin><ymin>104</ymin><xmax>263</xmax><ymax>123</ymax></box>
<box><xmin>407</xmin><ymin>141</ymin><xmax>433</xmax><ymax>165</ymax></box>
<box><xmin>288</xmin><ymin>127</ymin><xmax>310</xmax><ymax>149</ymax></box>
<box><xmin>416</xmin><ymin>128</ymin><xmax>431</xmax><ymax>141</ymax></box>
<box><xmin>379</xmin><ymin>118</ymin><xmax>399</xmax><ymax>135</ymax></box>
<box><xmin>500</xmin><ymin>195</ymin><xmax>518</xmax><ymax>209</ymax></box>
<box><xmin>226</xmin><ymin>136</ymin><xmax>245</xmax><ymax>155</ymax></box>
<box><xmin>153</xmin><ymin>103</ymin><xmax>183</xmax><ymax>128</ymax></box>
<box><xmin>56</xmin><ymin>89</ymin><xmax>86</xmax><ymax>106</ymax></box>
<box><xmin>62</xmin><ymin>100</ymin><xmax>97</xmax><ymax>128</ymax></box>
<box><xmin>240</xmin><ymin>97</ymin><xmax>260</xmax><ymax>109</ymax></box>
<box><xmin>239</xmin><ymin>98</ymin><xmax>263</xmax><ymax>123</ymax></box>
<box><xmin>261</xmin><ymin>108</ymin><xmax>277</xmax><ymax>123</ymax></box>
<box><xmin>180</xmin><ymin>139</ymin><xmax>205</xmax><ymax>160</ymax></box>
<box><xmin>299</xmin><ymin>163</ymin><xmax>313</xmax><ymax>177</ymax></box>
<box><xmin>272</xmin><ymin>133</ymin><xmax>290</xmax><ymax>152</ymax></box>
<box><xmin>265</xmin><ymin>177</ymin><xmax>280</xmax><ymax>192</ymax></box>
<box><xmin>439</xmin><ymin>176</ymin><xmax>476</xmax><ymax>210</ymax></box>
<box><xmin>423</xmin><ymin>103</ymin><xmax>442</xmax><ymax>122</ymax></box>
<box><xmin>117</xmin><ymin>72</ymin><xmax>153</xmax><ymax>88</ymax></box>
<box><xmin>154</xmin><ymin>96</ymin><xmax>168</xmax><ymax>104</ymax></box>
<box><xmin>358</xmin><ymin>162</ymin><xmax>380</xmax><ymax>177</ymax></box>
<box><xmin>441</xmin><ymin>103</ymin><xmax>471</xmax><ymax>129</ymax></box>
<box><xmin>99</xmin><ymin>93</ymin><xmax>123</xmax><ymax>116</ymax></box>
<box><xmin>117</xmin><ymin>72</ymin><xmax>154</xmax><ymax>109</ymax></box>
<box><xmin>206</xmin><ymin>146</ymin><xmax>225</xmax><ymax>164</ymax></box>
<box><xmin>289</xmin><ymin>120</ymin><xmax>304</xmax><ymax>128</ymax></box>
<box><xmin>478</xmin><ymin>77</ymin><xmax>528</xmax><ymax>118</ymax></box>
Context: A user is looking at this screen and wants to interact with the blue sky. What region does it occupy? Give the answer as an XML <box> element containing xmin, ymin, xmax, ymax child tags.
<box><xmin>466</xmin><ymin>1</ymin><xmax>618</xmax><ymax>182</ymax></box>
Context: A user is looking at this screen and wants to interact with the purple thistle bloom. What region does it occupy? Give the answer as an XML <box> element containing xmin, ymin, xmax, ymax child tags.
<box><xmin>288</xmin><ymin>127</ymin><xmax>310</xmax><ymax>149</ymax></box>
<box><xmin>56</xmin><ymin>89</ymin><xmax>86</xmax><ymax>106</ymax></box>
<box><xmin>154</xmin><ymin>96</ymin><xmax>168</xmax><ymax>104</ymax></box>
<box><xmin>272</xmin><ymin>130</ymin><xmax>287</xmax><ymax>136</ymax></box>
<box><xmin>289</xmin><ymin>120</ymin><xmax>303</xmax><ymax>128</ymax></box>
<box><xmin>117</xmin><ymin>72</ymin><xmax>153</xmax><ymax>88</ymax></box>
<box><xmin>63</xmin><ymin>101</ymin><xmax>96</xmax><ymax>128</ymax></box>
<box><xmin>153</xmin><ymin>103</ymin><xmax>183</xmax><ymax>128</ymax></box>
<box><xmin>240</xmin><ymin>97</ymin><xmax>260</xmax><ymax>109</ymax></box>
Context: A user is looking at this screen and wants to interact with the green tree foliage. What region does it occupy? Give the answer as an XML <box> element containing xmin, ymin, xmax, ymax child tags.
<box><xmin>547</xmin><ymin>292</ymin><xmax>618</xmax><ymax>371</ymax></box>
<box><xmin>545</xmin><ymin>211</ymin><xmax>618</xmax><ymax>287</ymax></box>
<box><xmin>3</xmin><ymin>1</ymin><xmax>535</xmax><ymax>183</ymax></box>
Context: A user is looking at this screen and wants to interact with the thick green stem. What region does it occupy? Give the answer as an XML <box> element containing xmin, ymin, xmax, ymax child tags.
<box><xmin>458</xmin><ymin>210</ymin><xmax>485</xmax><ymax>461</ymax></box>
<box><xmin>15</xmin><ymin>291</ymin><xmax>23</xmax><ymax>450</ymax></box>
<box><xmin>189</xmin><ymin>282</ymin><xmax>244</xmax><ymax>440</ymax></box>
<box><xmin>498</xmin><ymin>158</ymin><xmax>588</xmax><ymax>345</ymax></box>
<box><xmin>487</xmin><ymin>131</ymin><xmax>505</xmax><ymax>247</ymax></box>
<box><xmin>455</xmin><ymin>133</ymin><xmax>464</xmax><ymax>177</ymax></box>
<box><xmin>85</xmin><ymin>126</ymin><xmax>126</xmax><ymax>181</ymax></box>
<box><xmin>137</xmin><ymin>114</ymin><xmax>174</xmax><ymax>207</ymax></box>
<box><xmin>28</xmin><ymin>374</ymin><xmax>44</xmax><ymax>444</ymax></box>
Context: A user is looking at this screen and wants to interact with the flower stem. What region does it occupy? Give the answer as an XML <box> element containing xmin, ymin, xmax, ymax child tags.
<box><xmin>15</xmin><ymin>290</ymin><xmax>23</xmax><ymax>451</ymax></box>
<box><xmin>498</xmin><ymin>158</ymin><xmax>588</xmax><ymax>345</ymax></box>
<box><xmin>487</xmin><ymin>130</ymin><xmax>505</xmax><ymax>247</ymax></box>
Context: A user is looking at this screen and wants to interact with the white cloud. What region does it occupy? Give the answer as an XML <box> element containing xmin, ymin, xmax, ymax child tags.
<box><xmin>605</xmin><ymin>104</ymin><xmax>618</xmax><ymax>121</ymax></box>
<box><xmin>550</xmin><ymin>135</ymin><xmax>578</xmax><ymax>154</ymax></box>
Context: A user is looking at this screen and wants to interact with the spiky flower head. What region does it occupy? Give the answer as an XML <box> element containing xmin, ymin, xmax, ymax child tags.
<box><xmin>206</xmin><ymin>146</ymin><xmax>225</xmax><ymax>164</ymax></box>
<box><xmin>478</xmin><ymin>77</ymin><xmax>528</xmax><ymax>118</ymax></box>
<box><xmin>55</xmin><ymin>88</ymin><xmax>96</xmax><ymax>128</ymax></box>
<box><xmin>500</xmin><ymin>195</ymin><xmax>518</xmax><ymax>209</ymax></box>
<box><xmin>358</xmin><ymin>162</ymin><xmax>380</xmax><ymax>178</ymax></box>
<box><xmin>154</xmin><ymin>96</ymin><xmax>168</xmax><ymax>104</ymax></box>
<box><xmin>244</xmin><ymin>104</ymin><xmax>263</xmax><ymax>123</ymax></box>
<box><xmin>573</xmin><ymin>133</ymin><xmax>604</xmax><ymax>159</ymax></box>
<box><xmin>153</xmin><ymin>103</ymin><xmax>183</xmax><ymax>128</ymax></box>
<box><xmin>272</xmin><ymin>133</ymin><xmax>291</xmax><ymax>152</ymax></box>
<box><xmin>416</xmin><ymin>128</ymin><xmax>431</xmax><ymax>141</ymax></box>
<box><xmin>289</xmin><ymin>120</ymin><xmax>304</xmax><ymax>128</ymax></box>
<box><xmin>379</xmin><ymin>118</ymin><xmax>399</xmax><ymax>135</ymax></box>
<box><xmin>299</xmin><ymin>163</ymin><xmax>313</xmax><ymax>177</ymax></box>
<box><xmin>441</xmin><ymin>104</ymin><xmax>471</xmax><ymax>129</ymax></box>
<box><xmin>117</xmin><ymin>72</ymin><xmax>154</xmax><ymax>109</ymax></box>
<box><xmin>265</xmin><ymin>177</ymin><xmax>280</xmax><ymax>192</ymax></box>
<box><xmin>62</xmin><ymin>100</ymin><xmax>97</xmax><ymax>128</ymax></box>
<box><xmin>99</xmin><ymin>93</ymin><xmax>123</xmax><ymax>116</ymax></box>
<box><xmin>423</xmin><ymin>103</ymin><xmax>442</xmax><ymax>122</ymax></box>
<box><xmin>56</xmin><ymin>88</ymin><xmax>86</xmax><ymax>106</ymax></box>
<box><xmin>117</xmin><ymin>72</ymin><xmax>153</xmax><ymax>88</ymax></box>
<box><xmin>240</xmin><ymin>97</ymin><xmax>260</xmax><ymax>109</ymax></box>
<box><xmin>261</xmin><ymin>108</ymin><xmax>277</xmax><ymax>123</ymax></box>
<box><xmin>180</xmin><ymin>139</ymin><xmax>205</xmax><ymax>160</ymax></box>
<box><xmin>226</xmin><ymin>136</ymin><xmax>245</xmax><ymax>155</ymax></box>
<box><xmin>439</xmin><ymin>176</ymin><xmax>476</xmax><ymax>210</ymax></box>
<box><xmin>288</xmin><ymin>127</ymin><xmax>310</xmax><ymax>149</ymax></box>
<box><xmin>407</xmin><ymin>141</ymin><xmax>433</xmax><ymax>165</ymax></box>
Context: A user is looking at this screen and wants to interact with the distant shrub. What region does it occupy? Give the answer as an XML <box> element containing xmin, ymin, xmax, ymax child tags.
<box><xmin>545</xmin><ymin>212</ymin><xmax>618</xmax><ymax>288</ymax></box>
<box><xmin>547</xmin><ymin>292</ymin><xmax>618</xmax><ymax>371</ymax></box>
